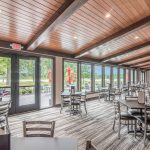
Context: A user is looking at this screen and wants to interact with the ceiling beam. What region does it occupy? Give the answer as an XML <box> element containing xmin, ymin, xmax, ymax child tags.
<box><xmin>0</xmin><ymin>40</ymin><xmax>141</xmax><ymax>69</ymax></box>
<box><xmin>146</xmin><ymin>69</ymin><xmax>150</xmax><ymax>71</ymax></box>
<box><xmin>100</xmin><ymin>41</ymin><xmax>150</xmax><ymax>62</ymax></box>
<box><xmin>118</xmin><ymin>52</ymin><xmax>150</xmax><ymax>64</ymax></box>
<box><xmin>136</xmin><ymin>63</ymin><xmax>150</xmax><ymax>68</ymax></box>
<box><xmin>26</xmin><ymin>0</ymin><xmax>88</xmax><ymax>51</ymax></box>
<box><xmin>75</xmin><ymin>15</ymin><xmax>150</xmax><ymax>58</ymax></box>
<box><xmin>131</xmin><ymin>60</ymin><xmax>150</xmax><ymax>67</ymax></box>
<box><xmin>0</xmin><ymin>40</ymin><xmax>74</xmax><ymax>58</ymax></box>
<box><xmin>141</xmin><ymin>65</ymin><xmax>150</xmax><ymax>69</ymax></box>
<box><xmin>130</xmin><ymin>58</ymin><xmax>150</xmax><ymax>66</ymax></box>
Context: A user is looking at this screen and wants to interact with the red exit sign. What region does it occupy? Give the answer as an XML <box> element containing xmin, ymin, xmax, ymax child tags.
<box><xmin>10</xmin><ymin>43</ymin><xmax>23</xmax><ymax>50</ymax></box>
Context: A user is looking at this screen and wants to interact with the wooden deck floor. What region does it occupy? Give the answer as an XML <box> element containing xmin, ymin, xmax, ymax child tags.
<box><xmin>9</xmin><ymin>100</ymin><xmax>150</xmax><ymax>150</ymax></box>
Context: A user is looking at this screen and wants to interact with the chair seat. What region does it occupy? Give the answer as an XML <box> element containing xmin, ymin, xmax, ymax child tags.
<box><xmin>136</xmin><ymin>116</ymin><xmax>150</xmax><ymax>124</ymax></box>
<box><xmin>120</xmin><ymin>112</ymin><xmax>136</xmax><ymax>120</ymax></box>
<box><xmin>71</xmin><ymin>100</ymin><xmax>80</xmax><ymax>105</ymax></box>
<box><xmin>63</xmin><ymin>99</ymin><xmax>70</xmax><ymax>103</ymax></box>
<box><xmin>128</xmin><ymin>109</ymin><xmax>144</xmax><ymax>116</ymax></box>
<box><xmin>80</xmin><ymin>99</ymin><xmax>86</xmax><ymax>102</ymax></box>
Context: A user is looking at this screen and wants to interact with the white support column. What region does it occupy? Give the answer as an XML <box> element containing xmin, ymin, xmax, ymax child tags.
<box><xmin>55</xmin><ymin>57</ymin><xmax>63</xmax><ymax>105</ymax></box>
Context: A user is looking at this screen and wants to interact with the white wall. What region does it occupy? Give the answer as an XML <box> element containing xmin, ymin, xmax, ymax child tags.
<box><xmin>146</xmin><ymin>71</ymin><xmax>150</xmax><ymax>82</ymax></box>
<box><xmin>55</xmin><ymin>57</ymin><xmax>63</xmax><ymax>105</ymax></box>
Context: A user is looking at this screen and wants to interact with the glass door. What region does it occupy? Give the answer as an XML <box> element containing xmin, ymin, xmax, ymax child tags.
<box><xmin>0</xmin><ymin>56</ymin><xmax>11</xmax><ymax>101</ymax></box>
<box><xmin>40</xmin><ymin>58</ymin><xmax>53</xmax><ymax>109</ymax></box>
<box><xmin>16</xmin><ymin>57</ymin><xmax>39</xmax><ymax>113</ymax></box>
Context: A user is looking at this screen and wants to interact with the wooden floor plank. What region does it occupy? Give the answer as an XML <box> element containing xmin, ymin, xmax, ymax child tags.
<box><xmin>8</xmin><ymin>100</ymin><xmax>150</xmax><ymax>150</ymax></box>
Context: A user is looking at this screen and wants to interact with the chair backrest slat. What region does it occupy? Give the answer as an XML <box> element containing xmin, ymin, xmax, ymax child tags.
<box><xmin>0</xmin><ymin>101</ymin><xmax>10</xmax><ymax>117</ymax></box>
<box><xmin>23</xmin><ymin>121</ymin><xmax>55</xmax><ymax>137</ymax></box>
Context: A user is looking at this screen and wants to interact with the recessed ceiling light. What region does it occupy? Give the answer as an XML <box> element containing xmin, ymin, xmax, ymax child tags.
<box><xmin>105</xmin><ymin>13</ymin><xmax>111</xmax><ymax>18</ymax></box>
<box><xmin>0</xmin><ymin>10</ymin><xmax>2</xmax><ymax>13</ymax></box>
<box><xmin>134</xmin><ymin>36</ymin><xmax>139</xmax><ymax>39</ymax></box>
<box><xmin>74</xmin><ymin>36</ymin><xmax>77</xmax><ymax>39</ymax></box>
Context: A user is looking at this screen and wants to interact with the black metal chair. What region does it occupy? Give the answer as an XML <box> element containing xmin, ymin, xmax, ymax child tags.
<box><xmin>70</xmin><ymin>94</ymin><xmax>82</xmax><ymax>116</ymax></box>
<box><xmin>60</xmin><ymin>91</ymin><xmax>70</xmax><ymax>113</ymax></box>
<box><xmin>80</xmin><ymin>92</ymin><xmax>87</xmax><ymax>114</ymax></box>
<box><xmin>98</xmin><ymin>89</ymin><xmax>108</xmax><ymax>101</ymax></box>
<box><xmin>113</xmin><ymin>99</ymin><xmax>137</xmax><ymax>139</ymax></box>
<box><xmin>134</xmin><ymin>104</ymin><xmax>150</xmax><ymax>146</ymax></box>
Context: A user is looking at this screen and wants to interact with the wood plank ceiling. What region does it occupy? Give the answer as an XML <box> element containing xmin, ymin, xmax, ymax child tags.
<box><xmin>0</xmin><ymin>0</ymin><xmax>150</xmax><ymax>70</ymax></box>
<box><xmin>0</xmin><ymin>0</ymin><xmax>64</xmax><ymax>44</ymax></box>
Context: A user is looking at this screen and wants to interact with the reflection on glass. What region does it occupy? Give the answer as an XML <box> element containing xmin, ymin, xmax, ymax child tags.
<box><xmin>113</xmin><ymin>67</ymin><xmax>118</xmax><ymax>87</ymax></box>
<box><xmin>19</xmin><ymin>59</ymin><xmax>35</xmax><ymax>106</ymax></box>
<box><xmin>105</xmin><ymin>66</ymin><xmax>110</xmax><ymax>87</ymax></box>
<box><xmin>135</xmin><ymin>70</ymin><xmax>137</xmax><ymax>83</ymax></box>
<box><xmin>126</xmin><ymin>69</ymin><xmax>129</xmax><ymax>84</ymax></box>
<box><xmin>130</xmin><ymin>69</ymin><xmax>133</xmax><ymax>84</ymax></box>
<box><xmin>94</xmin><ymin>65</ymin><xmax>102</xmax><ymax>91</ymax></box>
<box><xmin>0</xmin><ymin>57</ymin><xmax>11</xmax><ymax>101</ymax></box>
<box><xmin>64</xmin><ymin>61</ymin><xmax>77</xmax><ymax>91</ymax></box>
<box><xmin>120</xmin><ymin>68</ymin><xmax>124</xmax><ymax>86</ymax></box>
<box><xmin>40</xmin><ymin>58</ymin><xmax>53</xmax><ymax>108</ymax></box>
<box><xmin>81</xmin><ymin>64</ymin><xmax>91</xmax><ymax>92</ymax></box>
<box><xmin>141</xmin><ymin>72</ymin><xmax>145</xmax><ymax>83</ymax></box>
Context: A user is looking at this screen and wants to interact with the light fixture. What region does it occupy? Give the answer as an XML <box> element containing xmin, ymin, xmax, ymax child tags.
<box><xmin>134</xmin><ymin>36</ymin><xmax>139</xmax><ymax>39</ymax></box>
<box><xmin>0</xmin><ymin>10</ymin><xmax>2</xmax><ymax>13</ymax></box>
<box><xmin>74</xmin><ymin>36</ymin><xmax>77</xmax><ymax>39</ymax></box>
<box><xmin>105</xmin><ymin>13</ymin><xmax>111</xmax><ymax>18</ymax></box>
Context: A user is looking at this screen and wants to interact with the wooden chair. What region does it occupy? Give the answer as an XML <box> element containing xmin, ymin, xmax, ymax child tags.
<box><xmin>86</xmin><ymin>140</ymin><xmax>98</xmax><ymax>150</ymax></box>
<box><xmin>23</xmin><ymin>121</ymin><xmax>55</xmax><ymax>137</ymax></box>
<box><xmin>0</xmin><ymin>101</ymin><xmax>11</xmax><ymax>133</ymax></box>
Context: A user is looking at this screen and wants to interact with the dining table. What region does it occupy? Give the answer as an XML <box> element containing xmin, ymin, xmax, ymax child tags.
<box><xmin>61</xmin><ymin>91</ymin><xmax>86</xmax><ymax>97</ymax></box>
<box><xmin>118</xmin><ymin>98</ymin><xmax>145</xmax><ymax>109</ymax></box>
<box><xmin>60</xmin><ymin>91</ymin><xmax>87</xmax><ymax>115</ymax></box>
<box><xmin>11</xmin><ymin>137</ymin><xmax>78</xmax><ymax>150</ymax></box>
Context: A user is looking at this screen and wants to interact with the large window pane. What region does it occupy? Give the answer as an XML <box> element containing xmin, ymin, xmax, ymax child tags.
<box><xmin>135</xmin><ymin>70</ymin><xmax>137</xmax><ymax>83</ymax></box>
<box><xmin>113</xmin><ymin>67</ymin><xmax>118</xmax><ymax>87</ymax></box>
<box><xmin>126</xmin><ymin>69</ymin><xmax>129</xmax><ymax>84</ymax></box>
<box><xmin>94</xmin><ymin>65</ymin><xmax>102</xmax><ymax>91</ymax></box>
<box><xmin>105</xmin><ymin>66</ymin><xmax>111</xmax><ymax>87</ymax></box>
<box><xmin>40</xmin><ymin>58</ymin><xmax>53</xmax><ymax>108</ymax></box>
<box><xmin>81</xmin><ymin>63</ymin><xmax>91</xmax><ymax>92</ymax></box>
<box><xmin>120</xmin><ymin>68</ymin><xmax>124</xmax><ymax>86</ymax></box>
<box><xmin>141</xmin><ymin>71</ymin><xmax>145</xmax><ymax>82</ymax></box>
<box><xmin>130</xmin><ymin>69</ymin><xmax>133</xmax><ymax>84</ymax></box>
<box><xmin>64</xmin><ymin>61</ymin><xmax>77</xmax><ymax>91</ymax></box>
<box><xmin>0</xmin><ymin>57</ymin><xmax>11</xmax><ymax>101</ymax></box>
<box><xmin>19</xmin><ymin>59</ymin><xmax>35</xmax><ymax>106</ymax></box>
